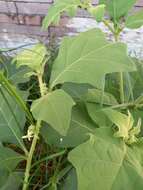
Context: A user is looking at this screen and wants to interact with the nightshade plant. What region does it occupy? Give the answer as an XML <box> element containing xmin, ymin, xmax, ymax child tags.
<box><xmin>0</xmin><ymin>0</ymin><xmax>143</xmax><ymax>189</ymax></box>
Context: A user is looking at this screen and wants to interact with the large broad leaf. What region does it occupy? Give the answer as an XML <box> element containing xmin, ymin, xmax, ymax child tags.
<box><xmin>0</xmin><ymin>146</ymin><xmax>24</xmax><ymax>188</ymax></box>
<box><xmin>85</xmin><ymin>89</ymin><xmax>118</xmax><ymax>126</ymax></box>
<box><xmin>31</xmin><ymin>89</ymin><xmax>75</xmax><ymax>136</ymax></box>
<box><xmin>1</xmin><ymin>172</ymin><xmax>23</xmax><ymax>190</ymax></box>
<box><xmin>0</xmin><ymin>87</ymin><xmax>26</xmax><ymax>147</ymax></box>
<box><xmin>62</xmin><ymin>83</ymin><xmax>93</xmax><ymax>101</ymax></box>
<box><xmin>68</xmin><ymin>127</ymin><xmax>143</xmax><ymax>190</ymax></box>
<box><xmin>126</xmin><ymin>9</ymin><xmax>143</xmax><ymax>29</ymax></box>
<box><xmin>41</xmin><ymin>103</ymin><xmax>96</xmax><ymax>148</ymax></box>
<box><xmin>85</xmin><ymin>89</ymin><xmax>118</xmax><ymax>105</ymax></box>
<box><xmin>100</xmin><ymin>0</ymin><xmax>137</xmax><ymax>21</ymax></box>
<box><xmin>59</xmin><ymin>168</ymin><xmax>77</xmax><ymax>190</ymax></box>
<box><xmin>86</xmin><ymin>103</ymin><xmax>112</xmax><ymax>127</ymax></box>
<box><xmin>14</xmin><ymin>44</ymin><xmax>47</xmax><ymax>74</ymax></box>
<box><xmin>50</xmin><ymin>29</ymin><xmax>136</xmax><ymax>89</ymax></box>
<box><xmin>130</xmin><ymin>59</ymin><xmax>143</xmax><ymax>99</ymax></box>
<box><xmin>42</xmin><ymin>0</ymin><xmax>81</xmax><ymax>29</ymax></box>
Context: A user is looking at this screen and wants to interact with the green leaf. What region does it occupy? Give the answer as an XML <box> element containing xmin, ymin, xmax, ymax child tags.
<box><xmin>42</xmin><ymin>0</ymin><xmax>81</xmax><ymax>29</ymax></box>
<box><xmin>103</xmin><ymin>109</ymin><xmax>141</xmax><ymax>144</ymax></box>
<box><xmin>85</xmin><ymin>89</ymin><xmax>118</xmax><ymax>105</ymax></box>
<box><xmin>0</xmin><ymin>87</ymin><xmax>26</xmax><ymax>147</ymax></box>
<box><xmin>0</xmin><ymin>55</ymin><xmax>30</xmax><ymax>86</ymax></box>
<box><xmin>100</xmin><ymin>0</ymin><xmax>137</xmax><ymax>21</ymax></box>
<box><xmin>104</xmin><ymin>109</ymin><xmax>133</xmax><ymax>138</ymax></box>
<box><xmin>88</xmin><ymin>4</ymin><xmax>105</xmax><ymax>22</ymax></box>
<box><xmin>130</xmin><ymin>58</ymin><xmax>143</xmax><ymax>99</ymax></box>
<box><xmin>50</xmin><ymin>29</ymin><xmax>136</xmax><ymax>89</ymax></box>
<box><xmin>68</xmin><ymin>127</ymin><xmax>143</xmax><ymax>190</ymax></box>
<box><xmin>59</xmin><ymin>168</ymin><xmax>77</xmax><ymax>190</ymax></box>
<box><xmin>0</xmin><ymin>172</ymin><xmax>23</xmax><ymax>190</ymax></box>
<box><xmin>126</xmin><ymin>10</ymin><xmax>143</xmax><ymax>29</ymax></box>
<box><xmin>86</xmin><ymin>103</ymin><xmax>112</xmax><ymax>127</ymax></box>
<box><xmin>41</xmin><ymin>103</ymin><xmax>96</xmax><ymax>148</ymax></box>
<box><xmin>0</xmin><ymin>146</ymin><xmax>23</xmax><ymax>188</ymax></box>
<box><xmin>14</xmin><ymin>44</ymin><xmax>47</xmax><ymax>74</ymax></box>
<box><xmin>31</xmin><ymin>89</ymin><xmax>75</xmax><ymax>136</ymax></box>
<box><xmin>48</xmin><ymin>184</ymin><xmax>57</xmax><ymax>190</ymax></box>
<box><xmin>62</xmin><ymin>83</ymin><xmax>93</xmax><ymax>101</ymax></box>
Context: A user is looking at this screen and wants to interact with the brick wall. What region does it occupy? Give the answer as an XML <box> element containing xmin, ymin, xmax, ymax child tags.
<box><xmin>0</xmin><ymin>0</ymin><xmax>143</xmax><ymax>39</ymax></box>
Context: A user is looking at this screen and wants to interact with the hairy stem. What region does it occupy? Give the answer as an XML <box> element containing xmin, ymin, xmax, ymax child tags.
<box><xmin>22</xmin><ymin>121</ymin><xmax>41</xmax><ymax>190</ymax></box>
<box><xmin>22</xmin><ymin>73</ymin><xmax>46</xmax><ymax>190</ymax></box>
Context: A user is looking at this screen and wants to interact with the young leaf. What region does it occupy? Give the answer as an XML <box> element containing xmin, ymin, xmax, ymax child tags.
<box><xmin>31</xmin><ymin>89</ymin><xmax>75</xmax><ymax>136</ymax></box>
<box><xmin>14</xmin><ymin>44</ymin><xmax>47</xmax><ymax>74</ymax></box>
<box><xmin>104</xmin><ymin>109</ymin><xmax>133</xmax><ymax>139</ymax></box>
<box><xmin>103</xmin><ymin>109</ymin><xmax>141</xmax><ymax>144</ymax></box>
<box><xmin>126</xmin><ymin>10</ymin><xmax>143</xmax><ymax>29</ymax></box>
<box><xmin>68</xmin><ymin>127</ymin><xmax>143</xmax><ymax>190</ymax></box>
<box><xmin>88</xmin><ymin>4</ymin><xmax>105</xmax><ymax>22</ymax></box>
<box><xmin>42</xmin><ymin>0</ymin><xmax>81</xmax><ymax>29</ymax></box>
<box><xmin>100</xmin><ymin>0</ymin><xmax>137</xmax><ymax>21</ymax></box>
<box><xmin>50</xmin><ymin>29</ymin><xmax>136</xmax><ymax>89</ymax></box>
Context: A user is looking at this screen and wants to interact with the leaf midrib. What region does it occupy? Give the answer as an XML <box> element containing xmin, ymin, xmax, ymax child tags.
<box><xmin>50</xmin><ymin>42</ymin><xmax>113</xmax><ymax>88</ymax></box>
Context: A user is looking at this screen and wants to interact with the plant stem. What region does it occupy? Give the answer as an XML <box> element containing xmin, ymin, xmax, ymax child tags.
<box><xmin>38</xmin><ymin>73</ymin><xmax>45</xmax><ymax>97</ymax></box>
<box><xmin>102</xmin><ymin>20</ymin><xmax>125</xmax><ymax>103</ymax></box>
<box><xmin>31</xmin><ymin>150</ymin><xmax>66</xmax><ymax>169</ymax></box>
<box><xmin>22</xmin><ymin>73</ymin><xmax>46</xmax><ymax>190</ymax></box>
<box><xmin>119</xmin><ymin>72</ymin><xmax>124</xmax><ymax>103</ymax></box>
<box><xmin>114</xmin><ymin>31</ymin><xmax>125</xmax><ymax>103</ymax></box>
<box><xmin>103</xmin><ymin>20</ymin><xmax>114</xmax><ymax>34</ymax></box>
<box><xmin>22</xmin><ymin>120</ymin><xmax>41</xmax><ymax>190</ymax></box>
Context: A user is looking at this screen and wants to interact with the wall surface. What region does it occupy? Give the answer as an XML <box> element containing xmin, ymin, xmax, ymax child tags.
<box><xmin>0</xmin><ymin>0</ymin><xmax>143</xmax><ymax>59</ymax></box>
<box><xmin>0</xmin><ymin>0</ymin><xmax>143</xmax><ymax>37</ymax></box>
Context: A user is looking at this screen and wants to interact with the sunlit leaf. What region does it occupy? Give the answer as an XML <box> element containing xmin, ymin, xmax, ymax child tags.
<box><xmin>14</xmin><ymin>44</ymin><xmax>47</xmax><ymax>74</ymax></box>
<box><xmin>42</xmin><ymin>0</ymin><xmax>81</xmax><ymax>29</ymax></box>
<box><xmin>100</xmin><ymin>0</ymin><xmax>137</xmax><ymax>21</ymax></box>
<box><xmin>50</xmin><ymin>29</ymin><xmax>136</xmax><ymax>89</ymax></box>
<box><xmin>88</xmin><ymin>4</ymin><xmax>105</xmax><ymax>22</ymax></box>
<box><xmin>126</xmin><ymin>9</ymin><xmax>143</xmax><ymax>29</ymax></box>
<box><xmin>69</xmin><ymin>127</ymin><xmax>143</xmax><ymax>190</ymax></box>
